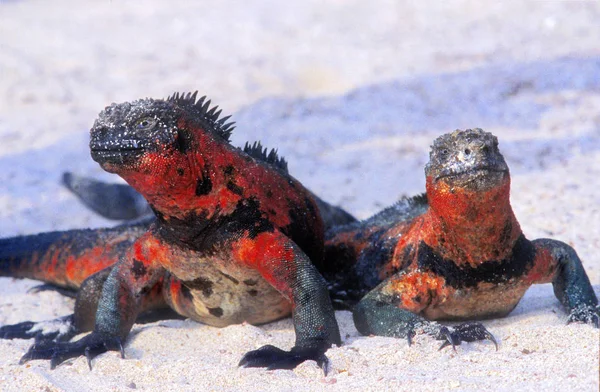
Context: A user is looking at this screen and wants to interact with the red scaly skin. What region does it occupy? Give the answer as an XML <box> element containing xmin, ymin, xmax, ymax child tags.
<box><xmin>421</xmin><ymin>173</ymin><xmax>520</xmax><ymax>266</ymax></box>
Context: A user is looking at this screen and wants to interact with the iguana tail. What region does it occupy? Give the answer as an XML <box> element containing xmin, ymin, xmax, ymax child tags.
<box><xmin>0</xmin><ymin>224</ymin><xmax>147</xmax><ymax>289</ymax></box>
<box><xmin>63</xmin><ymin>172</ymin><xmax>154</xmax><ymax>221</ymax></box>
<box><xmin>310</xmin><ymin>193</ymin><xmax>357</xmax><ymax>229</ymax></box>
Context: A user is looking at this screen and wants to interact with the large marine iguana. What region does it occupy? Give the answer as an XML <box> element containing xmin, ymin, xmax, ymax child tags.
<box><xmin>1</xmin><ymin>92</ymin><xmax>347</xmax><ymax>372</ymax></box>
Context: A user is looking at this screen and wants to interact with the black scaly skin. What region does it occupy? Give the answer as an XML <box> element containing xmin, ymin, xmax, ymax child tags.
<box><xmin>0</xmin><ymin>92</ymin><xmax>345</xmax><ymax>372</ymax></box>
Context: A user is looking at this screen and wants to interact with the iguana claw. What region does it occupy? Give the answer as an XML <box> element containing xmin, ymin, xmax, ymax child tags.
<box><xmin>437</xmin><ymin>322</ymin><xmax>498</xmax><ymax>351</ymax></box>
<box><xmin>19</xmin><ymin>332</ymin><xmax>123</xmax><ymax>370</ymax></box>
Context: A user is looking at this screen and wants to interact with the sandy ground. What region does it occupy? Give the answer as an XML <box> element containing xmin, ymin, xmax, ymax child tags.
<box><xmin>0</xmin><ymin>0</ymin><xmax>599</xmax><ymax>390</ymax></box>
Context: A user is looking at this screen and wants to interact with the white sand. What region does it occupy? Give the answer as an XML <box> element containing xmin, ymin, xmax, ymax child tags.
<box><xmin>0</xmin><ymin>0</ymin><xmax>598</xmax><ymax>391</ymax></box>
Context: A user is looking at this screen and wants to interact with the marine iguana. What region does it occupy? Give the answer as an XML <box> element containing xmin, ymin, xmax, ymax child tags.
<box><xmin>0</xmin><ymin>91</ymin><xmax>344</xmax><ymax>372</ymax></box>
<box><xmin>322</xmin><ymin>128</ymin><xmax>599</xmax><ymax>348</ymax></box>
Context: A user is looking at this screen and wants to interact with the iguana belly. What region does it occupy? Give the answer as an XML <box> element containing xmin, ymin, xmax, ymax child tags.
<box><xmin>422</xmin><ymin>281</ymin><xmax>531</xmax><ymax>321</ymax></box>
<box><xmin>162</xmin><ymin>259</ymin><xmax>292</xmax><ymax>327</ymax></box>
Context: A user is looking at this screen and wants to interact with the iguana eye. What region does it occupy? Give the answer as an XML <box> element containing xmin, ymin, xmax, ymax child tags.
<box><xmin>136</xmin><ymin>117</ymin><xmax>157</xmax><ymax>130</ymax></box>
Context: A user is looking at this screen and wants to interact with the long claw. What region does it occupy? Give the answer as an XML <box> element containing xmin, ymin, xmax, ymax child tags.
<box><xmin>15</xmin><ymin>332</ymin><xmax>123</xmax><ymax>370</ymax></box>
<box><xmin>438</xmin><ymin>326</ymin><xmax>458</xmax><ymax>351</ymax></box>
<box><xmin>50</xmin><ymin>354</ymin><xmax>63</xmax><ymax>370</ymax></box>
<box><xmin>318</xmin><ymin>355</ymin><xmax>330</xmax><ymax>376</ymax></box>
<box><xmin>485</xmin><ymin>331</ymin><xmax>498</xmax><ymax>351</ymax></box>
<box><xmin>239</xmin><ymin>344</ymin><xmax>283</xmax><ymax>368</ymax></box>
<box><xmin>406</xmin><ymin>328</ymin><xmax>416</xmax><ymax>347</ymax></box>
<box><xmin>438</xmin><ymin>340</ymin><xmax>452</xmax><ymax>351</ymax></box>
<box><xmin>117</xmin><ymin>338</ymin><xmax>125</xmax><ymax>359</ymax></box>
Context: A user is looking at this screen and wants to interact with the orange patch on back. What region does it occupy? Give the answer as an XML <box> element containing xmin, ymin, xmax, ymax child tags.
<box><xmin>64</xmin><ymin>246</ymin><xmax>111</xmax><ymax>284</ymax></box>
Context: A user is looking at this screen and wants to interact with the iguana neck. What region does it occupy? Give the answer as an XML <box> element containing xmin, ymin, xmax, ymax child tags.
<box><xmin>423</xmin><ymin>174</ymin><xmax>522</xmax><ymax>266</ymax></box>
<box><xmin>119</xmin><ymin>130</ymin><xmax>242</xmax><ymax>221</ymax></box>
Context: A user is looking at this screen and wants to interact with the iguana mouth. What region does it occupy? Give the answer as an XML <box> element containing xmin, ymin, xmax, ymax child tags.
<box><xmin>435</xmin><ymin>166</ymin><xmax>508</xmax><ymax>182</ymax></box>
<box><xmin>90</xmin><ymin>138</ymin><xmax>146</xmax><ymax>162</ymax></box>
<box><xmin>91</xmin><ymin>147</ymin><xmax>144</xmax><ymax>154</ymax></box>
<box><xmin>90</xmin><ymin>138</ymin><xmax>145</xmax><ymax>151</ymax></box>
<box><xmin>90</xmin><ymin>145</ymin><xmax>145</xmax><ymax>165</ymax></box>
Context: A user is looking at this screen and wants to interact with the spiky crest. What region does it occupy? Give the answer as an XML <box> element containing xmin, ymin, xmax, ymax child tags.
<box><xmin>243</xmin><ymin>141</ymin><xmax>289</xmax><ymax>173</ymax></box>
<box><xmin>366</xmin><ymin>193</ymin><xmax>428</xmax><ymax>227</ymax></box>
<box><xmin>166</xmin><ymin>91</ymin><xmax>236</xmax><ymax>141</ymax></box>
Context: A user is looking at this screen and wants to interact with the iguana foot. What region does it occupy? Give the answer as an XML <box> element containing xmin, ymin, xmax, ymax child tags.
<box><xmin>437</xmin><ymin>322</ymin><xmax>497</xmax><ymax>351</ymax></box>
<box><xmin>0</xmin><ymin>315</ymin><xmax>76</xmax><ymax>342</ymax></box>
<box><xmin>19</xmin><ymin>332</ymin><xmax>124</xmax><ymax>370</ymax></box>
<box><xmin>567</xmin><ymin>304</ymin><xmax>600</xmax><ymax>328</ymax></box>
<box><xmin>239</xmin><ymin>344</ymin><xmax>330</xmax><ymax>374</ymax></box>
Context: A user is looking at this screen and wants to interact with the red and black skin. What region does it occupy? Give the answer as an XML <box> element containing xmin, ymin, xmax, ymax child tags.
<box><xmin>322</xmin><ymin>128</ymin><xmax>599</xmax><ymax>349</ymax></box>
<box><xmin>0</xmin><ymin>91</ymin><xmax>342</xmax><ymax>371</ymax></box>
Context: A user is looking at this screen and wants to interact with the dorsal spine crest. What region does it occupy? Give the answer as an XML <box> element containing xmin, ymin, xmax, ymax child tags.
<box><xmin>166</xmin><ymin>91</ymin><xmax>236</xmax><ymax>141</ymax></box>
<box><xmin>243</xmin><ymin>141</ymin><xmax>289</xmax><ymax>173</ymax></box>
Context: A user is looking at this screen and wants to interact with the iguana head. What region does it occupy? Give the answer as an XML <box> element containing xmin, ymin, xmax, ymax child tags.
<box><xmin>89</xmin><ymin>92</ymin><xmax>235</xmax><ymax>217</ymax></box>
<box><xmin>425</xmin><ymin>128</ymin><xmax>509</xmax><ymax>192</ymax></box>
<box><xmin>423</xmin><ymin>130</ymin><xmax>520</xmax><ymax>263</ymax></box>
<box><xmin>424</xmin><ymin>128</ymin><xmax>514</xmax><ymax>230</ymax></box>
<box><xmin>90</xmin><ymin>91</ymin><xmax>234</xmax><ymax>172</ymax></box>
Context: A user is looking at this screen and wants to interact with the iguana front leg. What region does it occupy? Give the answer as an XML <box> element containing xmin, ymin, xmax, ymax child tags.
<box><xmin>20</xmin><ymin>233</ymin><xmax>167</xmax><ymax>369</ymax></box>
<box><xmin>234</xmin><ymin>230</ymin><xmax>341</xmax><ymax>372</ymax></box>
<box><xmin>530</xmin><ymin>239</ymin><xmax>599</xmax><ymax>326</ymax></box>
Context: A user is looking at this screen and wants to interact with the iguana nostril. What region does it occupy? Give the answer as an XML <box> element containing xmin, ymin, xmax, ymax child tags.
<box><xmin>464</xmin><ymin>148</ymin><xmax>471</xmax><ymax>155</ymax></box>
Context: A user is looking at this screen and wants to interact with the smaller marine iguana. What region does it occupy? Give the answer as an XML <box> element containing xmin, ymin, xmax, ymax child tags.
<box><xmin>0</xmin><ymin>92</ymin><xmax>346</xmax><ymax>372</ymax></box>
<box><xmin>322</xmin><ymin>128</ymin><xmax>599</xmax><ymax>349</ymax></box>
